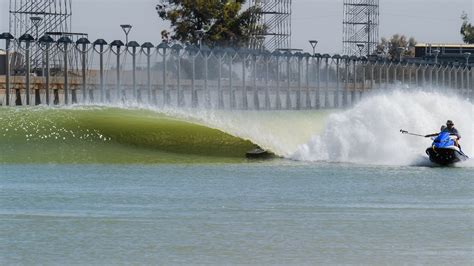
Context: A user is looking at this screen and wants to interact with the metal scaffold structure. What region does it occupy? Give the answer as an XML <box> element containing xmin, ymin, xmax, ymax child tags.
<box><xmin>343</xmin><ymin>0</ymin><xmax>379</xmax><ymax>57</ymax></box>
<box><xmin>9</xmin><ymin>0</ymin><xmax>74</xmax><ymax>70</ymax></box>
<box><xmin>249</xmin><ymin>0</ymin><xmax>292</xmax><ymax>51</ymax></box>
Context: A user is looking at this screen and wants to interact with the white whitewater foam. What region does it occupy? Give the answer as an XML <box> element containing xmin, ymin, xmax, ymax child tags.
<box><xmin>291</xmin><ymin>90</ymin><xmax>473</xmax><ymax>166</ymax></box>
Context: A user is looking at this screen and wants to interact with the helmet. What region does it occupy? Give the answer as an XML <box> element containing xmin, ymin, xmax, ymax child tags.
<box><xmin>447</xmin><ymin>120</ymin><xmax>454</xmax><ymax>126</ymax></box>
<box><xmin>440</xmin><ymin>125</ymin><xmax>447</xmax><ymax>131</ymax></box>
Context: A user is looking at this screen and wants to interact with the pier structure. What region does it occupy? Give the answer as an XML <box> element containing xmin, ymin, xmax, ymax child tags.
<box><xmin>9</xmin><ymin>0</ymin><xmax>77</xmax><ymax>71</ymax></box>
<box><xmin>249</xmin><ymin>0</ymin><xmax>292</xmax><ymax>51</ymax></box>
<box><xmin>0</xmin><ymin>34</ymin><xmax>473</xmax><ymax>109</ymax></box>
<box><xmin>343</xmin><ymin>0</ymin><xmax>379</xmax><ymax>57</ymax></box>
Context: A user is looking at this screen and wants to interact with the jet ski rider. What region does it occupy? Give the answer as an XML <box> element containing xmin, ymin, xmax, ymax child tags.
<box><xmin>425</xmin><ymin>120</ymin><xmax>461</xmax><ymax>148</ymax></box>
<box><xmin>443</xmin><ymin>120</ymin><xmax>461</xmax><ymax>140</ymax></box>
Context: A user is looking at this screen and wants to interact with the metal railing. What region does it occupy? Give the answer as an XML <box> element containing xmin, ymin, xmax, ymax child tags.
<box><xmin>1</xmin><ymin>33</ymin><xmax>473</xmax><ymax>109</ymax></box>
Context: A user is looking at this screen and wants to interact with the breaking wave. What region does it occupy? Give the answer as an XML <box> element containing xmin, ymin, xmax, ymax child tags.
<box><xmin>291</xmin><ymin>90</ymin><xmax>473</xmax><ymax>166</ymax></box>
<box><xmin>1</xmin><ymin>89</ymin><xmax>472</xmax><ymax>166</ymax></box>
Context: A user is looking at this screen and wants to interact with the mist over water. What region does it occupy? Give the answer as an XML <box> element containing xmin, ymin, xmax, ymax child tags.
<box><xmin>291</xmin><ymin>90</ymin><xmax>473</xmax><ymax>166</ymax></box>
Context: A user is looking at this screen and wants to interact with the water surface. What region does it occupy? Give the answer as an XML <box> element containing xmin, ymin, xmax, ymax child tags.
<box><xmin>1</xmin><ymin>163</ymin><xmax>472</xmax><ymax>264</ymax></box>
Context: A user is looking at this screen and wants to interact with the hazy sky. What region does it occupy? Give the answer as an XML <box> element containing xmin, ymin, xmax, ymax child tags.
<box><xmin>1</xmin><ymin>0</ymin><xmax>473</xmax><ymax>53</ymax></box>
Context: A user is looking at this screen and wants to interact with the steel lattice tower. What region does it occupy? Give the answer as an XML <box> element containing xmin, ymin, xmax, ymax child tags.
<box><xmin>343</xmin><ymin>0</ymin><xmax>379</xmax><ymax>56</ymax></box>
<box><xmin>249</xmin><ymin>0</ymin><xmax>292</xmax><ymax>51</ymax></box>
<box><xmin>9</xmin><ymin>0</ymin><xmax>73</xmax><ymax>68</ymax></box>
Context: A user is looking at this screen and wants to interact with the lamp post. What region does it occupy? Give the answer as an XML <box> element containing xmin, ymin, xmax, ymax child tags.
<box><xmin>356</xmin><ymin>43</ymin><xmax>365</xmax><ymax>57</ymax></box>
<box><xmin>226</xmin><ymin>48</ymin><xmax>238</xmax><ymax>109</ymax></box>
<box><xmin>252</xmin><ymin>50</ymin><xmax>259</xmax><ymax>110</ymax></box>
<box><xmin>213</xmin><ymin>48</ymin><xmax>224</xmax><ymax>108</ymax></box>
<box><xmin>433</xmin><ymin>49</ymin><xmax>440</xmax><ymax>64</ymax></box>
<box><xmin>110</xmin><ymin>40</ymin><xmax>125</xmax><ymax>102</ymax></box>
<box><xmin>30</xmin><ymin>17</ymin><xmax>43</xmax><ymax>73</ymax></box>
<box><xmin>351</xmin><ymin>55</ymin><xmax>358</xmax><ymax>105</ymax></box>
<box><xmin>141</xmin><ymin>42</ymin><xmax>155</xmax><ymax>104</ymax></box>
<box><xmin>157</xmin><ymin>41</ymin><xmax>170</xmax><ymax>106</ymax></box>
<box><xmin>464</xmin><ymin>52</ymin><xmax>471</xmax><ymax>66</ymax></box>
<box><xmin>0</xmin><ymin>33</ymin><xmax>14</xmax><ymax>106</ymax></box>
<box><xmin>256</xmin><ymin>36</ymin><xmax>265</xmax><ymax>50</ymax></box>
<box><xmin>186</xmin><ymin>45</ymin><xmax>200</xmax><ymax>108</ymax></box>
<box><xmin>309</xmin><ymin>40</ymin><xmax>318</xmax><ymax>56</ymax></box>
<box><xmin>76</xmin><ymin>37</ymin><xmax>91</xmax><ymax>103</ymax></box>
<box><xmin>126</xmin><ymin>41</ymin><xmax>141</xmax><ymax>102</ymax></box>
<box><xmin>239</xmin><ymin>48</ymin><xmax>250</xmax><ymax>110</ymax></box>
<box><xmin>263</xmin><ymin>51</ymin><xmax>271</xmax><ymax>109</ymax></box>
<box><xmin>19</xmin><ymin>34</ymin><xmax>35</xmax><ymax>106</ymax></box>
<box><xmin>195</xmin><ymin>30</ymin><xmax>204</xmax><ymax>49</ymax></box>
<box><xmin>284</xmin><ymin>50</ymin><xmax>292</xmax><ymax>109</ymax></box>
<box><xmin>93</xmin><ymin>39</ymin><xmax>109</xmax><ymax>102</ymax></box>
<box><xmin>120</xmin><ymin>24</ymin><xmax>132</xmax><ymax>46</ymax></box>
<box><xmin>57</xmin><ymin>36</ymin><xmax>73</xmax><ymax>105</ymax></box>
<box><xmin>397</xmin><ymin>47</ymin><xmax>406</xmax><ymax>62</ymax></box>
<box><xmin>295</xmin><ymin>52</ymin><xmax>303</xmax><ymax>109</ymax></box>
<box><xmin>376</xmin><ymin>50</ymin><xmax>384</xmax><ymax>60</ymax></box>
<box><xmin>30</xmin><ymin>17</ymin><xmax>43</xmax><ymax>40</ymax></box>
<box><xmin>342</xmin><ymin>55</ymin><xmax>350</xmax><ymax>107</ymax></box>
<box><xmin>171</xmin><ymin>44</ymin><xmax>184</xmax><ymax>106</ymax></box>
<box><xmin>314</xmin><ymin>53</ymin><xmax>321</xmax><ymax>109</ymax></box>
<box><xmin>333</xmin><ymin>54</ymin><xmax>342</xmax><ymax>108</ymax></box>
<box><xmin>38</xmin><ymin>34</ymin><xmax>55</xmax><ymax>105</ymax></box>
<box><xmin>322</xmin><ymin>54</ymin><xmax>331</xmax><ymax>108</ymax></box>
<box><xmin>200</xmin><ymin>44</ymin><xmax>212</xmax><ymax>108</ymax></box>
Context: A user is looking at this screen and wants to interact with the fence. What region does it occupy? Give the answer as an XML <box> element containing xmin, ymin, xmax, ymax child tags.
<box><xmin>1</xmin><ymin>33</ymin><xmax>473</xmax><ymax>109</ymax></box>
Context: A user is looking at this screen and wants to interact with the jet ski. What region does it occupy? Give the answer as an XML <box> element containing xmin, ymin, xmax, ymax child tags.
<box><xmin>426</xmin><ymin>132</ymin><xmax>469</xmax><ymax>165</ymax></box>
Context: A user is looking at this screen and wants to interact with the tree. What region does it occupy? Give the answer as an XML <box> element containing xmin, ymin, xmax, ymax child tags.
<box><xmin>156</xmin><ymin>0</ymin><xmax>262</xmax><ymax>48</ymax></box>
<box><xmin>460</xmin><ymin>12</ymin><xmax>474</xmax><ymax>44</ymax></box>
<box><xmin>376</xmin><ymin>34</ymin><xmax>417</xmax><ymax>60</ymax></box>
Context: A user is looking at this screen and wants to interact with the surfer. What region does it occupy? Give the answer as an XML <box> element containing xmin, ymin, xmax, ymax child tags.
<box><xmin>425</xmin><ymin>125</ymin><xmax>447</xmax><ymax>138</ymax></box>
<box><xmin>246</xmin><ymin>145</ymin><xmax>273</xmax><ymax>159</ymax></box>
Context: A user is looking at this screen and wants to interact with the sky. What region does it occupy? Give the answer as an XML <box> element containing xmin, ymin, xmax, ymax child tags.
<box><xmin>0</xmin><ymin>0</ymin><xmax>473</xmax><ymax>54</ymax></box>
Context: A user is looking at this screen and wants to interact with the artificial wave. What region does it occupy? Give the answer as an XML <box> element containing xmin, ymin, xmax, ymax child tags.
<box><xmin>0</xmin><ymin>89</ymin><xmax>472</xmax><ymax>166</ymax></box>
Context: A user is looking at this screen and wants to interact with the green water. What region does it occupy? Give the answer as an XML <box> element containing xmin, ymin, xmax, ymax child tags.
<box><xmin>0</xmin><ymin>107</ymin><xmax>257</xmax><ymax>164</ymax></box>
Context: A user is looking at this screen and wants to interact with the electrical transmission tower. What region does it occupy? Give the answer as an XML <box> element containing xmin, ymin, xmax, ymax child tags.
<box><xmin>343</xmin><ymin>0</ymin><xmax>379</xmax><ymax>57</ymax></box>
<box><xmin>9</xmin><ymin>0</ymin><xmax>73</xmax><ymax>69</ymax></box>
<box><xmin>249</xmin><ymin>0</ymin><xmax>292</xmax><ymax>51</ymax></box>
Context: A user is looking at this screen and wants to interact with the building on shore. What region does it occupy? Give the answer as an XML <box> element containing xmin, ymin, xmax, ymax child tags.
<box><xmin>414</xmin><ymin>43</ymin><xmax>474</xmax><ymax>65</ymax></box>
